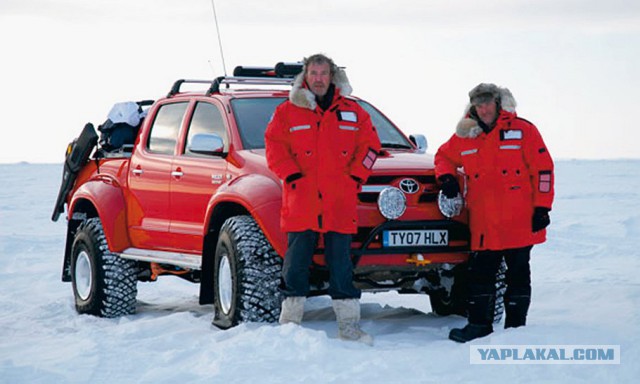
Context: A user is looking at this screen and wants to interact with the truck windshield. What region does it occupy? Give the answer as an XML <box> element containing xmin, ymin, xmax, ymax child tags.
<box><xmin>230</xmin><ymin>97</ymin><xmax>413</xmax><ymax>150</ymax></box>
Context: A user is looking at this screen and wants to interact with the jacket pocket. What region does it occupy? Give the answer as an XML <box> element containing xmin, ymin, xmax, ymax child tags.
<box><xmin>283</xmin><ymin>175</ymin><xmax>313</xmax><ymax>218</ymax></box>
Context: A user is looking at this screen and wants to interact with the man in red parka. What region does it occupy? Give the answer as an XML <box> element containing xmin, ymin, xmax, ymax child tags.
<box><xmin>435</xmin><ymin>83</ymin><xmax>554</xmax><ymax>342</ymax></box>
<box><xmin>265</xmin><ymin>54</ymin><xmax>381</xmax><ymax>344</ymax></box>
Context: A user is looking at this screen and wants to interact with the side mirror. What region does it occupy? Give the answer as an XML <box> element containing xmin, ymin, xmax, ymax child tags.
<box><xmin>187</xmin><ymin>133</ymin><xmax>225</xmax><ymax>156</ymax></box>
<box><xmin>409</xmin><ymin>134</ymin><xmax>428</xmax><ymax>153</ymax></box>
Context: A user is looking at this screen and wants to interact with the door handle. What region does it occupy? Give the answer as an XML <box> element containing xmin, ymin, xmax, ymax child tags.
<box><xmin>132</xmin><ymin>168</ymin><xmax>143</xmax><ymax>175</ymax></box>
<box><xmin>171</xmin><ymin>171</ymin><xmax>184</xmax><ymax>177</ymax></box>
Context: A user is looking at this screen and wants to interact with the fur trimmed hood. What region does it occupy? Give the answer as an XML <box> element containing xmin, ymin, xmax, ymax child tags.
<box><xmin>456</xmin><ymin>86</ymin><xmax>517</xmax><ymax>138</ymax></box>
<box><xmin>289</xmin><ymin>67</ymin><xmax>353</xmax><ymax>110</ymax></box>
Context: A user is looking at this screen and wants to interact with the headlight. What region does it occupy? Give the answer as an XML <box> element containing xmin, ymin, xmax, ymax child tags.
<box><xmin>377</xmin><ymin>187</ymin><xmax>406</xmax><ymax>220</ymax></box>
<box><xmin>437</xmin><ymin>190</ymin><xmax>464</xmax><ymax>218</ymax></box>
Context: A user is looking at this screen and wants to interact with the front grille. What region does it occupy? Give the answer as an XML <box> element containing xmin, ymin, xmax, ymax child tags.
<box><xmin>366</xmin><ymin>175</ymin><xmax>436</xmax><ymax>184</ymax></box>
<box><xmin>359</xmin><ymin>174</ymin><xmax>437</xmax><ymax>204</ymax></box>
<box><xmin>359</xmin><ymin>191</ymin><xmax>438</xmax><ymax>203</ymax></box>
<box><xmin>418</xmin><ymin>192</ymin><xmax>438</xmax><ymax>203</ymax></box>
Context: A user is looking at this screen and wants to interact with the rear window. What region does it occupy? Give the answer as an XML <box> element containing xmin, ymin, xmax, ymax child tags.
<box><xmin>147</xmin><ymin>102</ymin><xmax>189</xmax><ymax>155</ymax></box>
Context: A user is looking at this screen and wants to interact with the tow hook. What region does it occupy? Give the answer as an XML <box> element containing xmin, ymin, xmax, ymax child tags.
<box><xmin>406</xmin><ymin>253</ymin><xmax>432</xmax><ymax>266</ymax></box>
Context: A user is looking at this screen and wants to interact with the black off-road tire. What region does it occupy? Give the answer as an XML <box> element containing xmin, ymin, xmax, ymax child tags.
<box><xmin>70</xmin><ymin>217</ymin><xmax>138</xmax><ymax>317</ymax></box>
<box><xmin>493</xmin><ymin>257</ymin><xmax>507</xmax><ymax>324</ymax></box>
<box><xmin>212</xmin><ymin>215</ymin><xmax>283</xmax><ymax>329</ymax></box>
<box><xmin>429</xmin><ymin>264</ymin><xmax>468</xmax><ymax>317</ymax></box>
<box><xmin>429</xmin><ymin>258</ymin><xmax>507</xmax><ymax>324</ymax></box>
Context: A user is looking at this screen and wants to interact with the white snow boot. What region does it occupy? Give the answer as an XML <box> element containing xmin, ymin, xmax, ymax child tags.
<box><xmin>279</xmin><ymin>296</ymin><xmax>306</xmax><ymax>325</ymax></box>
<box><xmin>332</xmin><ymin>299</ymin><xmax>374</xmax><ymax>346</ymax></box>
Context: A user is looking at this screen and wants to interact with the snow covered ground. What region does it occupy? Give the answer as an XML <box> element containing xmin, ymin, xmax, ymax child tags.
<box><xmin>1</xmin><ymin>160</ymin><xmax>638</xmax><ymax>383</ymax></box>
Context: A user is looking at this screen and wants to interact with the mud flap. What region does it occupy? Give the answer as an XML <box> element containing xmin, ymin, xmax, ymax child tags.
<box><xmin>51</xmin><ymin>123</ymin><xmax>98</xmax><ymax>222</ymax></box>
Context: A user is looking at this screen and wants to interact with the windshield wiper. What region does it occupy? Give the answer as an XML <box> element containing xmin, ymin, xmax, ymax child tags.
<box><xmin>381</xmin><ymin>142</ymin><xmax>413</xmax><ymax>149</ymax></box>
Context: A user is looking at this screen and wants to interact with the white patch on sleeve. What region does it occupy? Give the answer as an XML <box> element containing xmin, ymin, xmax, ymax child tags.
<box><xmin>539</xmin><ymin>172</ymin><xmax>552</xmax><ymax>192</ymax></box>
<box><xmin>339</xmin><ymin>111</ymin><xmax>358</xmax><ymax>122</ymax></box>
<box><xmin>503</xmin><ymin>129</ymin><xmax>523</xmax><ymax>140</ymax></box>
<box><xmin>362</xmin><ymin>148</ymin><xmax>377</xmax><ymax>169</ymax></box>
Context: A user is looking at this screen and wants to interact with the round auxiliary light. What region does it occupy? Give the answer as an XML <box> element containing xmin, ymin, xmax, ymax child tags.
<box><xmin>377</xmin><ymin>187</ymin><xmax>407</xmax><ymax>220</ymax></box>
<box><xmin>437</xmin><ymin>191</ymin><xmax>464</xmax><ymax>218</ymax></box>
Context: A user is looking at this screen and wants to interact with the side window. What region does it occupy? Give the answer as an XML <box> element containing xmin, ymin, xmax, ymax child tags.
<box><xmin>185</xmin><ymin>102</ymin><xmax>228</xmax><ymax>154</ymax></box>
<box><xmin>148</xmin><ymin>102</ymin><xmax>189</xmax><ymax>155</ymax></box>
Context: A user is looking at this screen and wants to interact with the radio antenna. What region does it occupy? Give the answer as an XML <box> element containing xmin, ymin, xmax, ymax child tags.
<box><xmin>210</xmin><ymin>0</ymin><xmax>227</xmax><ymax>76</ymax></box>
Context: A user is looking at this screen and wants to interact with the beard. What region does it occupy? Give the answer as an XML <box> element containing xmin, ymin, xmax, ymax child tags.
<box><xmin>311</xmin><ymin>83</ymin><xmax>329</xmax><ymax>98</ymax></box>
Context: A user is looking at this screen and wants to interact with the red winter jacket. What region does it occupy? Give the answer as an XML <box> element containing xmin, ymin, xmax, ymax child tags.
<box><xmin>435</xmin><ymin>99</ymin><xmax>554</xmax><ymax>251</ymax></box>
<box><xmin>265</xmin><ymin>72</ymin><xmax>381</xmax><ymax>234</ymax></box>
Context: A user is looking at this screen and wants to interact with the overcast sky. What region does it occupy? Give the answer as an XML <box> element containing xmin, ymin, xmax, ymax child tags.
<box><xmin>1</xmin><ymin>0</ymin><xmax>638</xmax><ymax>163</ymax></box>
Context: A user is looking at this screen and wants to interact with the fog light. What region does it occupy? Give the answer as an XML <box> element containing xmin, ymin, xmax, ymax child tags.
<box><xmin>377</xmin><ymin>187</ymin><xmax>406</xmax><ymax>220</ymax></box>
<box><xmin>437</xmin><ymin>191</ymin><xmax>464</xmax><ymax>218</ymax></box>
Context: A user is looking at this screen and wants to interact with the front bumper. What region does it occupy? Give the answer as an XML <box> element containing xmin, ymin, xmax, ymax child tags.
<box><xmin>312</xmin><ymin>219</ymin><xmax>470</xmax><ymax>267</ymax></box>
<box><xmin>352</xmin><ymin>219</ymin><xmax>469</xmax><ymax>259</ymax></box>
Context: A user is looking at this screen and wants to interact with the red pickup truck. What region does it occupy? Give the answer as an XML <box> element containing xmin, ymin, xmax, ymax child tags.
<box><xmin>52</xmin><ymin>63</ymin><xmax>502</xmax><ymax>328</ymax></box>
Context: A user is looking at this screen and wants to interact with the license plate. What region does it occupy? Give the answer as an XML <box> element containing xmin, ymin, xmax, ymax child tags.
<box><xmin>382</xmin><ymin>230</ymin><xmax>448</xmax><ymax>247</ymax></box>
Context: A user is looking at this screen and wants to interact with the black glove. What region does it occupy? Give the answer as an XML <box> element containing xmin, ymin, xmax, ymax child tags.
<box><xmin>438</xmin><ymin>174</ymin><xmax>460</xmax><ymax>198</ymax></box>
<box><xmin>285</xmin><ymin>172</ymin><xmax>303</xmax><ymax>183</ymax></box>
<box><xmin>532</xmin><ymin>207</ymin><xmax>551</xmax><ymax>232</ymax></box>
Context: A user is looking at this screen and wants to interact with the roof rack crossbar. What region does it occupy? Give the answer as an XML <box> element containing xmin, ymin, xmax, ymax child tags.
<box><xmin>168</xmin><ymin>74</ymin><xmax>296</xmax><ymax>97</ymax></box>
<box><xmin>207</xmin><ymin>76</ymin><xmax>294</xmax><ymax>95</ymax></box>
<box><xmin>167</xmin><ymin>79</ymin><xmax>215</xmax><ymax>97</ymax></box>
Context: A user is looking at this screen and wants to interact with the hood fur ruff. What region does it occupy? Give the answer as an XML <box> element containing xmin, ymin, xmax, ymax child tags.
<box><xmin>457</xmin><ymin>86</ymin><xmax>517</xmax><ymax>138</ymax></box>
<box><xmin>289</xmin><ymin>68</ymin><xmax>353</xmax><ymax>110</ymax></box>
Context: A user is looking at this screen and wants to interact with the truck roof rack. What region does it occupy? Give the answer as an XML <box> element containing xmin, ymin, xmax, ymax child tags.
<box><xmin>167</xmin><ymin>62</ymin><xmax>304</xmax><ymax>97</ymax></box>
<box><xmin>234</xmin><ymin>62</ymin><xmax>303</xmax><ymax>78</ymax></box>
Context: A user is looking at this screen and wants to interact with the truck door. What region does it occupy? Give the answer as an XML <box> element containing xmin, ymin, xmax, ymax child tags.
<box><xmin>128</xmin><ymin>101</ymin><xmax>189</xmax><ymax>250</ymax></box>
<box><xmin>169</xmin><ymin>100</ymin><xmax>229</xmax><ymax>253</ymax></box>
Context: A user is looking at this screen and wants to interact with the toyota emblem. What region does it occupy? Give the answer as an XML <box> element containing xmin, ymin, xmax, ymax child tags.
<box><xmin>399</xmin><ymin>178</ymin><xmax>419</xmax><ymax>194</ymax></box>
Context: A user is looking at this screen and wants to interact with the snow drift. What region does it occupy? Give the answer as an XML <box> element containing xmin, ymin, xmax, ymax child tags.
<box><xmin>0</xmin><ymin>160</ymin><xmax>638</xmax><ymax>383</ymax></box>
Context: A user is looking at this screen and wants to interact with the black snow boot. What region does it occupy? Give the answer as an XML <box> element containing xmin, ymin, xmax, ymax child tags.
<box><xmin>504</xmin><ymin>295</ymin><xmax>530</xmax><ymax>329</ymax></box>
<box><xmin>449</xmin><ymin>293</ymin><xmax>494</xmax><ymax>343</ymax></box>
<box><xmin>449</xmin><ymin>323</ymin><xmax>493</xmax><ymax>343</ymax></box>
